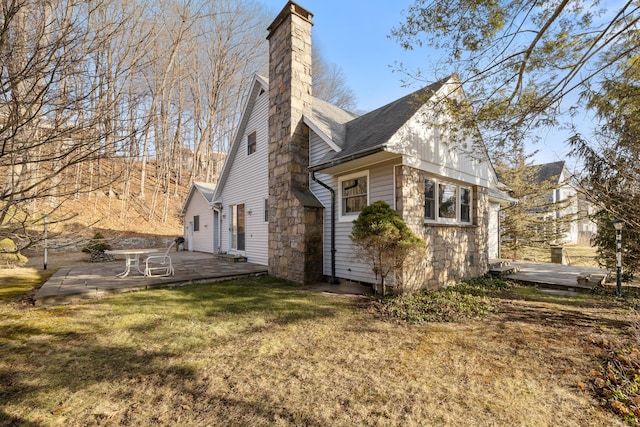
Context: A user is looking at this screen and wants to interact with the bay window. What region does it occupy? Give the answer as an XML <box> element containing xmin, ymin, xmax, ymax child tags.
<box><xmin>424</xmin><ymin>178</ymin><xmax>472</xmax><ymax>224</ymax></box>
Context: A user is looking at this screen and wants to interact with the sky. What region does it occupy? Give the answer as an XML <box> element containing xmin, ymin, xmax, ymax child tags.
<box><xmin>261</xmin><ymin>0</ymin><xmax>575</xmax><ymax>165</ymax></box>
<box><xmin>264</xmin><ymin>0</ymin><xmax>420</xmax><ymax>112</ymax></box>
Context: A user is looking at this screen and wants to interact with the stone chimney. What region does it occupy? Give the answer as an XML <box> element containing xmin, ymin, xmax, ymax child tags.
<box><xmin>267</xmin><ymin>2</ymin><xmax>323</xmax><ymax>284</ymax></box>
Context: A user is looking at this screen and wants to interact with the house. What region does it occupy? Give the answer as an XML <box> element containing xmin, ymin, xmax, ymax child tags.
<box><xmin>181</xmin><ymin>182</ymin><xmax>218</xmax><ymax>253</ymax></box>
<box><xmin>529</xmin><ymin>161</ymin><xmax>596</xmax><ymax>245</ymax></box>
<box><xmin>181</xmin><ymin>1</ymin><xmax>506</xmax><ymax>291</ymax></box>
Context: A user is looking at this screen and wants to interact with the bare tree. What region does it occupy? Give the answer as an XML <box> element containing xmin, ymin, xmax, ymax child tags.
<box><xmin>0</xmin><ymin>0</ymin><xmax>359</xmax><ymax>253</ymax></box>
<box><xmin>312</xmin><ymin>46</ymin><xmax>357</xmax><ymax>111</ymax></box>
<box><xmin>0</xmin><ymin>0</ymin><xmax>129</xmax><ymax>249</ymax></box>
<box><xmin>391</xmin><ymin>1</ymin><xmax>640</xmax><ymax>159</ymax></box>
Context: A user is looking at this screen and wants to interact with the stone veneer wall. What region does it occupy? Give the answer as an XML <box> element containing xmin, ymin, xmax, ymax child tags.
<box><xmin>266</xmin><ymin>2</ymin><xmax>324</xmax><ymax>284</ymax></box>
<box><xmin>395</xmin><ymin>165</ymin><xmax>489</xmax><ymax>292</ymax></box>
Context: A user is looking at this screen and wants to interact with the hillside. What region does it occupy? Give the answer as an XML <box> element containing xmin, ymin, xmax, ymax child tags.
<box><xmin>42</xmin><ymin>159</ymin><xmax>197</xmax><ymax>242</ymax></box>
<box><xmin>57</xmin><ymin>191</ymin><xmax>186</xmax><ymax>238</ymax></box>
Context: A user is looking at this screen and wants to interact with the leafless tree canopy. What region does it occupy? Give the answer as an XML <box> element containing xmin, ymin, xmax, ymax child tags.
<box><xmin>0</xmin><ymin>0</ymin><xmax>357</xmax><ymax>251</ymax></box>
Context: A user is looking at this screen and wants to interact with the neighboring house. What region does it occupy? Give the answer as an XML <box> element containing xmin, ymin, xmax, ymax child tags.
<box><xmin>530</xmin><ymin>161</ymin><xmax>596</xmax><ymax>245</ymax></box>
<box><xmin>488</xmin><ymin>179</ymin><xmax>516</xmax><ymax>259</ymax></box>
<box><xmin>181</xmin><ymin>1</ymin><xmax>507</xmax><ymax>291</ymax></box>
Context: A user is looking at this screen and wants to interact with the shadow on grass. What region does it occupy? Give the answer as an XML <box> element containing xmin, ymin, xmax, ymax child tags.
<box><xmin>496</xmin><ymin>299</ymin><xmax>633</xmax><ymax>332</ymax></box>
<box><xmin>0</xmin><ymin>275</ymin><xmax>359</xmax><ymax>424</ymax></box>
<box><xmin>0</xmin><ymin>410</ymin><xmax>40</xmax><ymax>427</ymax></box>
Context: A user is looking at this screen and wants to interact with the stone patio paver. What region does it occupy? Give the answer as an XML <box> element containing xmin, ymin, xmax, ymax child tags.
<box><xmin>34</xmin><ymin>251</ymin><xmax>268</xmax><ymax>306</ymax></box>
<box><xmin>507</xmin><ymin>261</ymin><xmax>610</xmax><ymax>291</ymax></box>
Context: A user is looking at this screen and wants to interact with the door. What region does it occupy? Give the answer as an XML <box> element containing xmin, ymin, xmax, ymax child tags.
<box><xmin>187</xmin><ymin>222</ymin><xmax>194</xmax><ymax>252</ymax></box>
<box><xmin>230</xmin><ymin>204</ymin><xmax>245</xmax><ymax>252</ymax></box>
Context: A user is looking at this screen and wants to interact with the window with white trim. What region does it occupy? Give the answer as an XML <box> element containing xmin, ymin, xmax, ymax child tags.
<box><xmin>424</xmin><ymin>179</ymin><xmax>435</xmax><ymax>220</ymax></box>
<box><xmin>424</xmin><ymin>178</ymin><xmax>473</xmax><ymax>224</ymax></box>
<box><xmin>339</xmin><ymin>171</ymin><xmax>369</xmax><ymax>221</ymax></box>
<box><xmin>247</xmin><ymin>131</ymin><xmax>256</xmax><ymax>155</ymax></box>
<box><xmin>460</xmin><ymin>187</ymin><xmax>471</xmax><ymax>223</ymax></box>
<box><xmin>439</xmin><ymin>183</ymin><xmax>457</xmax><ymax>220</ymax></box>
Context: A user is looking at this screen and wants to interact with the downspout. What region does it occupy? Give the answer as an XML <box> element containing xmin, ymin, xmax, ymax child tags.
<box><xmin>311</xmin><ymin>171</ymin><xmax>337</xmax><ymax>284</ymax></box>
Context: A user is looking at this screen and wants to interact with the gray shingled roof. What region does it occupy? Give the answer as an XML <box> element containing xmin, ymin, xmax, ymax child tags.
<box><xmin>308</xmin><ymin>97</ymin><xmax>358</xmax><ymax>148</ymax></box>
<box><xmin>345</xmin><ymin>81</ymin><xmax>445</xmax><ymax>155</ymax></box>
<box><xmin>311</xmin><ymin>77</ymin><xmax>448</xmax><ymax>169</ymax></box>
<box><xmin>193</xmin><ymin>182</ymin><xmax>217</xmax><ymax>203</ymax></box>
<box><xmin>531</xmin><ymin>161</ymin><xmax>565</xmax><ymax>184</ymax></box>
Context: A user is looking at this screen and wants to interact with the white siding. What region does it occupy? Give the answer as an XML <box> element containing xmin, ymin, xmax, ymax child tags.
<box><xmin>184</xmin><ymin>192</ymin><xmax>214</xmax><ymax>253</ymax></box>
<box><xmin>310</xmin><ymin>129</ymin><xmax>336</xmax><ymax>165</ymax></box>
<box><xmin>310</xmin><ymin>144</ymin><xmax>398</xmax><ymax>284</ymax></box>
<box><xmin>218</xmin><ymin>90</ymin><xmax>269</xmax><ymax>265</ymax></box>
<box><xmin>388</xmin><ymin>101</ymin><xmax>492</xmax><ymax>188</ymax></box>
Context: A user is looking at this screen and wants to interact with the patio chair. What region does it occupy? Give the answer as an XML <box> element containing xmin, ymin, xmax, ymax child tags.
<box><xmin>144</xmin><ymin>242</ymin><xmax>175</xmax><ymax>277</ymax></box>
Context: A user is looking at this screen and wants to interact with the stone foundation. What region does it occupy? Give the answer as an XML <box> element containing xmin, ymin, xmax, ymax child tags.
<box><xmin>27</xmin><ymin>236</ymin><xmax>175</xmax><ymax>255</ymax></box>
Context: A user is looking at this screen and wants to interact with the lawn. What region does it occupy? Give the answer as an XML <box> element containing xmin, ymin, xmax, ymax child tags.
<box><xmin>1</xmin><ymin>266</ymin><xmax>637</xmax><ymax>426</ymax></box>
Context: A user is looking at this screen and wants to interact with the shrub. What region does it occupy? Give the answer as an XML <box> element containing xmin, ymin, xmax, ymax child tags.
<box><xmin>0</xmin><ymin>238</ymin><xmax>28</xmax><ymax>266</ymax></box>
<box><xmin>350</xmin><ymin>201</ymin><xmax>426</xmax><ymax>295</ymax></box>
<box><xmin>372</xmin><ymin>276</ymin><xmax>506</xmax><ymax>323</ymax></box>
<box><xmin>82</xmin><ymin>233</ymin><xmax>112</xmax><ymax>254</ymax></box>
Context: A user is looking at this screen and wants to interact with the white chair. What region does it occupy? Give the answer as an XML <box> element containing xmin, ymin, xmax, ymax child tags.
<box><xmin>144</xmin><ymin>242</ymin><xmax>175</xmax><ymax>277</ymax></box>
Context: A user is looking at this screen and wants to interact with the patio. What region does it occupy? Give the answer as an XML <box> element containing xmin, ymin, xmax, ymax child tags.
<box><xmin>34</xmin><ymin>250</ymin><xmax>268</xmax><ymax>306</ymax></box>
<box><xmin>508</xmin><ymin>261</ymin><xmax>610</xmax><ymax>291</ymax></box>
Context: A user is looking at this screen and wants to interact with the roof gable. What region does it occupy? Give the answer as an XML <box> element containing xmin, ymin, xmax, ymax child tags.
<box><xmin>309</xmin><ymin>76</ymin><xmax>459</xmax><ymax>172</ymax></box>
<box><xmin>213</xmin><ymin>75</ymin><xmax>268</xmax><ymax>201</ymax></box>
<box><xmin>304</xmin><ymin>97</ymin><xmax>358</xmax><ymax>151</ymax></box>
<box><xmin>340</xmin><ymin>79</ymin><xmax>446</xmax><ymax>158</ymax></box>
<box><xmin>181</xmin><ymin>181</ymin><xmax>217</xmax><ymax>215</ymax></box>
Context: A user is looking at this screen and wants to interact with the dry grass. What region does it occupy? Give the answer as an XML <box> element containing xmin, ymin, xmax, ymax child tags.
<box><xmin>1</xmin><ymin>274</ymin><xmax>635</xmax><ymax>426</ymax></box>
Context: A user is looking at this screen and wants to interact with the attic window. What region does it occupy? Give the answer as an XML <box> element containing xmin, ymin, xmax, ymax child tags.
<box><xmin>259</xmin><ymin>88</ymin><xmax>265</xmax><ymax>96</ymax></box>
<box><xmin>247</xmin><ymin>131</ymin><xmax>256</xmax><ymax>155</ymax></box>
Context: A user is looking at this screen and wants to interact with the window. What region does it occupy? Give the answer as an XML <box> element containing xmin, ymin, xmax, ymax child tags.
<box><xmin>247</xmin><ymin>131</ymin><xmax>256</xmax><ymax>155</ymax></box>
<box><xmin>264</xmin><ymin>198</ymin><xmax>269</xmax><ymax>222</ymax></box>
<box><xmin>439</xmin><ymin>183</ymin><xmax>457</xmax><ymax>219</ymax></box>
<box><xmin>460</xmin><ymin>187</ymin><xmax>471</xmax><ymax>223</ymax></box>
<box><xmin>424</xmin><ymin>179</ymin><xmax>435</xmax><ymax>220</ymax></box>
<box><xmin>423</xmin><ymin>179</ymin><xmax>473</xmax><ymax>224</ymax></box>
<box><xmin>193</xmin><ymin>215</ymin><xmax>200</xmax><ymax>232</ymax></box>
<box><xmin>339</xmin><ymin>172</ymin><xmax>368</xmax><ymax>220</ymax></box>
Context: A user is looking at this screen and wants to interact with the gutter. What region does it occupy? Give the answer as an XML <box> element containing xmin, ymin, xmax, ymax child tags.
<box><xmin>309</xmin><ymin>145</ymin><xmax>386</xmax><ymax>172</ymax></box>
<box><xmin>311</xmin><ymin>171</ymin><xmax>338</xmax><ymax>284</ymax></box>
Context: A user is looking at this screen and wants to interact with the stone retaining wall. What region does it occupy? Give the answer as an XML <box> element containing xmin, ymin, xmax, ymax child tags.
<box><xmin>29</xmin><ymin>236</ymin><xmax>176</xmax><ymax>254</ymax></box>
